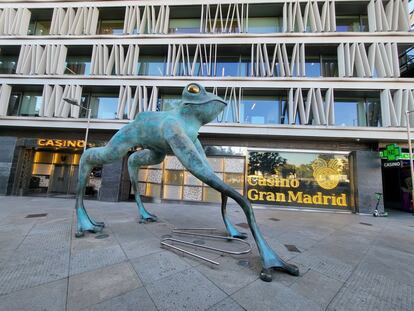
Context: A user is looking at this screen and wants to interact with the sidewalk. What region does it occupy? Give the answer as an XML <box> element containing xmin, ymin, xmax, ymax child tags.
<box><xmin>0</xmin><ymin>196</ymin><xmax>413</xmax><ymax>311</ymax></box>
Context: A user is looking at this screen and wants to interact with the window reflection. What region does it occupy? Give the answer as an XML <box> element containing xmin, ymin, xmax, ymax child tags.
<box><xmin>65</xmin><ymin>56</ymin><xmax>91</xmax><ymax>75</ymax></box>
<box><xmin>98</xmin><ymin>20</ymin><xmax>124</xmax><ymax>35</ymax></box>
<box><xmin>335</xmin><ymin>98</ymin><xmax>381</xmax><ymax>127</ymax></box>
<box><xmin>7</xmin><ymin>92</ymin><xmax>42</xmax><ymax>117</ymax></box>
<box><xmin>138</xmin><ymin>56</ymin><xmax>165</xmax><ymax>76</ymax></box>
<box><xmin>239</xmin><ymin>96</ymin><xmax>288</xmax><ymax>124</ymax></box>
<box><xmin>84</xmin><ymin>94</ymin><xmax>119</xmax><ymax>119</ymax></box>
<box><xmin>28</xmin><ymin>20</ymin><xmax>51</xmax><ymax>35</ymax></box>
<box><xmin>248</xmin><ymin>17</ymin><xmax>281</xmax><ymax>33</ymax></box>
<box><xmin>168</xmin><ymin>18</ymin><xmax>200</xmax><ymax>34</ymax></box>
<box><xmin>336</xmin><ymin>16</ymin><xmax>368</xmax><ymax>32</ymax></box>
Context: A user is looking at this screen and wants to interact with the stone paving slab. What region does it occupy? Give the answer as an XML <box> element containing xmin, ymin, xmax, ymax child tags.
<box><xmin>0</xmin><ymin>196</ymin><xmax>414</xmax><ymax>311</ymax></box>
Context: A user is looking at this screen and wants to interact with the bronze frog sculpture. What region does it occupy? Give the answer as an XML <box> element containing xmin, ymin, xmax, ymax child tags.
<box><xmin>74</xmin><ymin>83</ymin><xmax>299</xmax><ymax>281</ymax></box>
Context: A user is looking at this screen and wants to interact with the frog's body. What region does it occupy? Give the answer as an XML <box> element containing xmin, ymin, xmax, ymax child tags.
<box><xmin>75</xmin><ymin>83</ymin><xmax>299</xmax><ymax>281</ymax></box>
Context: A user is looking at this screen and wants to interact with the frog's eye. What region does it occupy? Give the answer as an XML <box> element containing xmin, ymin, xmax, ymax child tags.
<box><xmin>187</xmin><ymin>84</ymin><xmax>200</xmax><ymax>94</ymax></box>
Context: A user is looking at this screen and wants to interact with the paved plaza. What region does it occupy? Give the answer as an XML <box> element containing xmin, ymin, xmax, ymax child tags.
<box><xmin>0</xmin><ymin>196</ymin><xmax>414</xmax><ymax>311</ymax></box>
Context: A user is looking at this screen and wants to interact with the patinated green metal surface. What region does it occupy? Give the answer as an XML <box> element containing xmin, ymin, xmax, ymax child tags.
<box><xmin>75</xmin><ymin>83</ymin><xmax>299</xmax><ymax>281</ymax></box>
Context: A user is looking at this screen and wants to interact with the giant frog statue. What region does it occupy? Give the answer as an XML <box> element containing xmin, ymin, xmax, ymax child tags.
<box><xmin>74</xmin><ymin>83</ymin><xmax>299</xmax><ymax>281</ymax></box>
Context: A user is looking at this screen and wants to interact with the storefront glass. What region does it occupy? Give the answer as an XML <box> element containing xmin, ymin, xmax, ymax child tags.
<box><xmin>247</xmin><ymin>150</ymin><xmax>351</xmax><ymax>209</ymax></box>
<box><xmin>134</xmin><ymin>154</ymin><xmax>245</xmax><ymax>203</ymax></box>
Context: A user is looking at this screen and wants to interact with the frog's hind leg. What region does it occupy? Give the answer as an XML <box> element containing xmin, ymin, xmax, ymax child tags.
<box><xmin>75</xmin><ymin>138</ymin><xmax>134</xmax><ymax>237</ymax></box>
<box><xmin>128</xmin><ymin>149</ymin><xmax>165</xmax><ymax>222</ymax></box>
<box><xmin>221</xmin><ymin>194</ymin><xmax>247</xmax><ymax>239</ymax></box>
<box><xmin>75</xmin><ymin>148</ymin><xmax>105</xmax><ymax>238</ymax></box>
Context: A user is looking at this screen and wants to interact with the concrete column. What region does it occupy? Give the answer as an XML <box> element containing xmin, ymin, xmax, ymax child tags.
<box><xmin>0</xmin><ymin>136</ymin><xmax>17</xmax><ymax>195</ymax></box>
<box><xmin>98</xmin><ymin>158</ymin><xmax>126</xmax><ymax>202</ymax></box>
<box><xmin>351</xmin><ymin>150</ymin><xmax>383</xmax><ymax>214</ymax></box>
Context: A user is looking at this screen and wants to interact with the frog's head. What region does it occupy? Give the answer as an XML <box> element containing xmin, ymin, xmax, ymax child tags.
<box><xmin>179</xmin><ymin>83</ymin><xmax>227</xmax><ymax>125</ymax></box>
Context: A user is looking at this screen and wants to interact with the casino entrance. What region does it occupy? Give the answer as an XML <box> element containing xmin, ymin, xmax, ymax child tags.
<box><xmin>12</xmin><ymin>138</ymin><xmax>102</xmax><ymax>198</ymax></box>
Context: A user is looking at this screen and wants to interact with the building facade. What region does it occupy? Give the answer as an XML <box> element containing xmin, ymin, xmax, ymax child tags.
<box><xmin>0</xmin><ymin>0</ymin><xmax>413</xmax><ymax>213</ymax></box>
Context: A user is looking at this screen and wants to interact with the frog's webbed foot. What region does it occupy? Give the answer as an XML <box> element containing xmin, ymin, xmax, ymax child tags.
<box><xmin>260</xmin><ymin>261</ymin><xmax>300</xmax><ymax>282</ymax></box>
<box><xmin>76</xmin><ymin>207</ymin><xmax>104</xmax><ymax>238</ymax></box>
<box><xmin>138</xmin><ymin>206</ymin><xmax>158</xmax><ymax>223</ymax></box>
<box><xmin>85</xmin><ymin>211</ymin><xmax>105</xmax><ymax>228</ymax></box>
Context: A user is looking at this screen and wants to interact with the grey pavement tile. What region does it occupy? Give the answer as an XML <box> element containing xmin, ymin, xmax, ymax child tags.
<box><xmin>82</xmin><ymin>287</ymin><xmax>157</xmax><ymax>311</ymax></box>
<box><xmin>327</xmin><ymin>284</ymin><xmax>400</xmax><ymax>311</ymax></box>
<box><xmin>146</xmin><ymin>268</ymin><xmax>227</xmax><ymax>311</ymax></box>
<box><xmin>120</xmin><ymin>237</ymin><xmax>164</xmax><ymax>260</ymax></box>
<box><xmin>67</xmin><ymin>262</ymin><xmax>142</xmax><ymax>311</ymax></box>
<box><xmin>232</xmin><ymin>278</ymin><xmax>322</xmax><ymax>311</ymax></box>
<box><xmin>131</xmin><ymin>250</ymin><xmax>191</xmax><ymax>284</ymax></box>
<box><xmin>356</xmin><ymin>245</ymin><xmax>414</xmax><ymax>286</ymax></box>
<box><xmin>290</xmin><ymin>270</ymin><xmax>344</xmax><ymax>309</ymax></box>
<box><xmin>207</xmin><ymin>297</ymin><xmax>245</xmax><ymax>311</ymax></box>
<box><xmin>0</xmin><ymin>246</ymin><xmax>69</xmax><ymax>295</ymax></box>
<box><xmin>293</xmin><ymin>253</ymin><xmax>353</xmax><ymax>282</ymax></box>
<box><xmin>195</xmin><ymin>255</ymin><xmax>261</xmax><ymax>295</ymax></box>
<box><xmin>344</xmin><ymin>269</ymin><xmax>414</xmax><ymax>311</ymax></box>
<box><xmin>70</xmin><ymin>244</ymin><xmax>127</xmax><ymax>275</ymax></box>
<box><xmin>0</xmin><ymin>278</ymin><xmax>67</xmax><ymax>311</ymax></box>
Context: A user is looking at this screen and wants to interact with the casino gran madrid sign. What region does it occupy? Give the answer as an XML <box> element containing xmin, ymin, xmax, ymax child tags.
<box><xmin>246</xmin><ymin>151</ymin><xmax>351</xmax><ymax>209</ymax></box>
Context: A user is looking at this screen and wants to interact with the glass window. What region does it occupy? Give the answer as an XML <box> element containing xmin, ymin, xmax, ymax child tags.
<box><xmin>247</xmin><ymin>151</ymin><xmax>351</xmax><ymax>209</ymax></box>
<box><xmin>240</xmin><ymin>96</ymin><xmax>280</xmax><ymax>124</ymax></box>
<box><xmin>216</xmin><ymin>57</ymin><xmax>243</xmax><ymax>77</ymax></box>
<box><xmin>65</xmin><ymin>56</ymin><xmax>91</xmax><ymax>75</ymax></box>
<box><xmin>305</xmin><ymin>57</ymin><xmax>321</xmax><ymax>77</ymax></box>
<box><xmin>138</xmin><ymin>56</ymin><xmax>165</xmax><ymax>76</ymax></box>
<box><xmin>336</xmin><ymin>16</ymin><xmax>365</xmax><ymax>32</ymax></box>
<box><xmin>169</xmin><ymin>19</ymin><xmax>200</xmax><ymax>34</ymax></box>
<box><xmin>335</xmin><ymin>98</ymin><xmax>382</xmax><ymax>127</ymax></box>
<box><xmin>321</xmin><ymin>56</ymin><xmax>338</xmax><ymax>77</ymax></box>
<box><xmin>335</xmin><ymin>101</ymin><xmax>360</xmax><ymax>126</ymax></box>
<box><xmin>248</xmin><ymin>17</ymin><xmax>280</xmax><ymax>33</ymax></box>
<box><xmin>98</xmin><ymin>20</ymin><xmax>124</xmax><ymax>35</ymax></box>
<box><xmin>89</xmin><ymin>95</ymin><xmax>118</xmax><ymax>119</ymax></box>
<box><xmin>0</xmin><ymin>56</ymin><xmax>17</xmax><ymax>74</ymax></box>
<box><xmin>28</xmin><ymin>21</ymin><xmax>51</xmax><ymax>35</ymax></box>
<box><xmin>164</xmin><ymin>170</ymin><xmax>184</xmax><ymax>185</ymax></box>
<box><xmin>9</xmin><ymin>92</ymin><xmax>42</xmax><ymax>117</ymax></box>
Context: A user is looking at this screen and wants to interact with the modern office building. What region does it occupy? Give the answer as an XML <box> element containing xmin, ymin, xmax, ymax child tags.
<box><xmin>0</xmin><ymin>0</ymin><xmax>413</xmax><ymax>213</ymax></box>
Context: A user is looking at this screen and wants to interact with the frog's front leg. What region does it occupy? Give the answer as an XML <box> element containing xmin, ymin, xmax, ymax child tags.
<box><xmin>164</xmin><ymin>122</ymin><xmax>299</xmax><ymax>281</ymax></box>
<box><xmin>193</xmin><ymin>139</ymin><xmax>246</xmax><ymax>239</ymax></box>
<box><xmin>128</xmin><ymin>149</ymin><xmax>165</xmax><ymax>222</ymax></box>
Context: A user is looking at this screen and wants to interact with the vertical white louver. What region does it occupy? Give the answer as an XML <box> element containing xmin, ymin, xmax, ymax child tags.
<box><xmin>90</xmin><ymin>44</ymin><xmax>140</xmax><ymax>75</ymax></box>
<box><xmin>337</xmin><ymin>42</ymin><xmax>400</xmax><ymax>78</ymax></box>
<box><xmin>215</xmin><ymin>87</ymin><xmax>241</xmax><ymax>123</ymax></box>
<box><xmin>283</xmin><ymin>0</ymin><xmax>336</xmax><ymax>32</ymax></box>
<box><xmin>367</xmin><ymin>0</ymin><xmax>410</xmax><ymax>32</ymax></box>
<box><xmin>117</xmin><ymin>85</ymin><xmax>159</xmax><ymax>120</ymax></box>
<box><xmin>50</xmin><ymin>7</ymin><xmax>99</xmax><ymax>35</ymax></box>
<box><xmin>0</xmin><ymin>8</ymin><xmax>31</xmax><ymax>35</ymax></box>
<box><xmin>250</xmin><ymin>43</ymin><xmax>306</xmax><ymax>77</ymax></box>
<box><xmin>381</xmin><ymin>89</ymin><xmax>414</xmax><ymax>127</ymax></box>
<box><xmin>166</xmin><ymin>44</ymin><xmax>217</xmax><ymax>76</ymax></box>
<box><xmin>0</xmin><ymin>84</ymin><xmax>12</xmax><ymax>116</ymax></box>
<box><xmin>201</xmin><ymin>3</ymin><xmax>248</xmax><ymax>33</ymax></box>
<box><xmin>288</xmin><ymin>88</ymin><xmax>335</xmax><ymax>125</ymax></box>
<box><xmin>41</xmin><ymin>84</ymin><xmax>83</xmax><ymax>118</ymax></box>
<box><xmin>15</xmin><ymin>45</ymin><xmax>67</xmax><ymax>75</ymax></box>
<box><xmin>123</xmin><ymin>5</ymin><xmax>169</xmax><ymax>34</ymax></box>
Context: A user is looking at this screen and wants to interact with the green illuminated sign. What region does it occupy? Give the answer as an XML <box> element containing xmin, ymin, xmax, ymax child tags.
<box><xmin>379</xmin><ymin>144</ymin><xmax>413</xmax><ymax>161</ymax></box>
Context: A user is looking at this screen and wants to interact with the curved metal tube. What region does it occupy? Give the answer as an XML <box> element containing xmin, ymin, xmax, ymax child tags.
<box><xmin>162</xmin><ymin>236</ymin><xmax>251</xmax><ymax>255</ymax></box>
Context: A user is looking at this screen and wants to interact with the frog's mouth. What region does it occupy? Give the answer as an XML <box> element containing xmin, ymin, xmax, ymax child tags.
<box><xmin>183</xmin><ymin>97</ymin><xmax>228</xmax><ymax>106</ymax></box>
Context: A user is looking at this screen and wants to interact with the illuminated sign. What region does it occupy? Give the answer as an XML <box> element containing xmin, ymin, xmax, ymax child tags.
<box><xmin>37</xmin><ymin>139</ymin><xmax>85</xmax><ymax>148</ymax></box>
<box><xmin>247</xmin><ymin>151</ymin><xmax>351</xmax><ymax>209</ymax></box>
